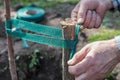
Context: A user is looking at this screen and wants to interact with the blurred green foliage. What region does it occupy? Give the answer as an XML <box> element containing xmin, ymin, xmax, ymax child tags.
<box><xmin>89</xmin><ymin>28</ymin><xmax>120</xmax><ymax>42</ymax></box>
<box><xmin>1</xmin><ymin>0</ymin><xmax>79</xmax><ymax>9</ymax></box>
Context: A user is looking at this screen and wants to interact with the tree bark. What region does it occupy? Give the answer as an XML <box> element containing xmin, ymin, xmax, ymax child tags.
<box><xmin>4</xmin><ymin>0</ymin><xmax>18</xmax><ymax>80</ymax></box>
<box><xmin>61</xmin><ymin>18</ymin><xmax>75</xmax><ymax>80</ymax></box>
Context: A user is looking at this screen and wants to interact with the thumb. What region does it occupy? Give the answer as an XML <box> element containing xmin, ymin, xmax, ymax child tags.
<box><xmin>71</xmin><ymin>3</ymin><xmax>80</xmax><ymax>22</ymax></box>
<box><xmin>77</xmin><ymin>3</ymin><xmax>87</xmax><ymax>24</ymax></box>
<box><xmin>68</xmin><ymin>46</ymin><xmax>90</xmax><ymax>66</ymax></box>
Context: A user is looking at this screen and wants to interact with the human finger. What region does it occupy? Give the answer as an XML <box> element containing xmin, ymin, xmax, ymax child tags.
<box><xmin>71</xmin><ymin>3</ymin><xmax>80</xmax><ymax>22</ymax></box>
<box><xmin>68</xmin><ymin>45</ymin><xmax>90</xmax><ymax>66</ymax></box>
<box><xmin>68</xmin><ymin>56</ymin><xmax>93</xmax><ymax>76</ymax></box>
<box><xmin>75</xmin><ymin>73</ymin><xmax>91</xmax><ymax>80</ymax></box>
<box><xmin>75</xmin><ymin>66</ymin><xmax>101</xmax><ymax>80</ymax></box>
<box><xmin>83</xmin><ymin>10</ymin><xmax>92</xmax><ymax>28</ymax></box>
<box><xmin>94</xmin><ymin>14</ymin><xmax>102</xmax><ymax>28</ymax></box>
<box><xmin>77</xmin><ymin>3</ymin><xmax>87</xmax><ymax>24</ymax></box>
<box><xmin>87</xmin><ymin>11</ymin><xmax>97</xmax><ymax>29</ymax></box>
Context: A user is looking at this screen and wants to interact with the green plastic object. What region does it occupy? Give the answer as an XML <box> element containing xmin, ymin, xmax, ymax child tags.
<box><xmin>5</xmin><ymin>19</ymin><xmax>81</xmax><ymax>59</ymax></box>
<box><xmin>11</xmin><ymin>19</ymin><xmax>63</xmax><ymax>38</ymax></box>
<box><xmin>16</xmin><ymin>6</ymin><xmax>45</xmax><ymax>22</ymax></box>
<box><xmin>69</xmin><ymin>25</ymin><xmax>81</xmax><ymax>59</ymax></box>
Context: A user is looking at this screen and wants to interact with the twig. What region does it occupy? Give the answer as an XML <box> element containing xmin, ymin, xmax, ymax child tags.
<box><xmin>4</xmin><ymin>0</ymin><xmax>18</xmax><ymax>80</ymax></box>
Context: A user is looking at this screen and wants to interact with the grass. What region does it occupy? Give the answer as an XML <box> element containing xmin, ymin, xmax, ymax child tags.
<box><xmin>9</xmin><ymin>0</ymin><xmax>79</xmax><ymax>9</ymax></box>
<box><xmin>89</xmin><ymin>28</ymin><xmax>120</xmax><ymax>42</ymax></box>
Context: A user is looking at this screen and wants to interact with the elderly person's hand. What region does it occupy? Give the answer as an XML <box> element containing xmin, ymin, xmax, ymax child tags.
<box><xmin>0</xmin><ymin>8</ymin><xmax>3</xmax><ymax>19</ymax></box>
<box><xmin>68</xmin><ymin>39</ymin><xmax>120</xmax><ymax>80</ymax></box>
<box><xmin>71</xmin><ymin>0</ymin><xmax>113</xmax><ymax>29</ymax></box>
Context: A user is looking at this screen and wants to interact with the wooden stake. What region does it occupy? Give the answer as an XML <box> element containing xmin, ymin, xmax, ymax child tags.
<box><xmin>4</xmin><ymin>0</ymin><xmax>18</xmax><ymax>80</ymax></box>
<box><xmin>61</xmin><ymin>18</ymin><xmax>75</xmax><ymax>80</ymax></box>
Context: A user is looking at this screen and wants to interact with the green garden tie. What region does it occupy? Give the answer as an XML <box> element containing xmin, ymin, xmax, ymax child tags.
<box><xmin>5</xmin><ymin>19</ymin><xmax>81</xmax><ymax>59</ymax></box>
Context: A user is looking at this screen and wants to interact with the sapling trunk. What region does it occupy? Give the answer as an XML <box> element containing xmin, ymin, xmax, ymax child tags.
<box><xmin>61</xmin><ymin>18</ymin><xmax>75</xmax><ymax>80</ymax></box>
<box><xmin>4</xmin><ymin>0</ymin><xmax>18</xmax><ymax>80</ymax></box>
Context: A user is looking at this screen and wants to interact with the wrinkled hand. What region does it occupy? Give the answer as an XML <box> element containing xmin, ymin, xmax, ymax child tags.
<box><xmin>68</xmin><ymin>39</ymin><xmax>120</xmax><ymax>80</ymax></box>
<box><xmin>0</xmin><ymin>9</ymin><xmax>2</xmax><ymax>19</ymax></box>
<box><xmin>71</xmin><ymin>0</ymin><xmax>113</xmax><ymax>29</ymax></box>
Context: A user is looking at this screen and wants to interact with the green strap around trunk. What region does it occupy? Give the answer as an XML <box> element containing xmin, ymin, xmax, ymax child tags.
<box><xmin>12</xmin><ymin>19</ymin><xmax>63</xmax><ymax>38</ymax></box>
<box><xmin>5</xmin><ymin>19</ymin><xmax>81</xmax><ymax>59</ymax></box>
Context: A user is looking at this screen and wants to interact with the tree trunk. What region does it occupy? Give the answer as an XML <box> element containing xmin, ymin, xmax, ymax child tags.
<box><xmin>61</xmin><ymin>18</ymin><xmax>75</xmax><ymax>80</ymax></box>
<box><xmin>4</xmin><ymin>0</ymin><xmax>18</xmax><ymax>80</ymax></box>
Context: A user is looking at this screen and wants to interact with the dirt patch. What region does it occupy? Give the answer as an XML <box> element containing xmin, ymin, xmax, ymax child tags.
<box><xmin>0</xmin><ymin>3</ymin><xmax>86</xmax><ymax>80</ymax></box>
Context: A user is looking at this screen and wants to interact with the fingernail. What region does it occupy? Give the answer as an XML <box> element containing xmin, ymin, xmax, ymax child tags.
<box><xmin>67</xmin><ymin>59</ymin><xmax>72</xmax><ymax>65</ymax></box>
<box><xmin>77</xmin><ymin>18</ymin><xmax>84</xmax><ymax>24</ymax></box>
<box><xmin>80</xmin><ymin>26</ymin><xmax>85</xmax><ymax>30</ymax></box>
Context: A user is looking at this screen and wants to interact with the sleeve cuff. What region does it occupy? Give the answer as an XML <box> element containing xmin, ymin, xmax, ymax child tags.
<box><xmin>111</xmin><ymin>0</ymin><xmax>120</xmax><ymax>11</ymax></box>
<box><xmin>115</xmin><ymin>36</ymin><xmax>120</xmax><ymax>50</ymax></box>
